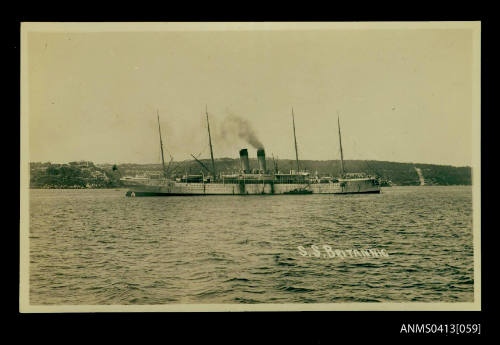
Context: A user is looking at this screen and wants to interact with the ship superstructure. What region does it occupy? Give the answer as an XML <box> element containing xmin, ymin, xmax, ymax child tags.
<box><xmin>122</xmin><ymin>108</ymin><xmax>380</xmax><ymax>196</ymax></box>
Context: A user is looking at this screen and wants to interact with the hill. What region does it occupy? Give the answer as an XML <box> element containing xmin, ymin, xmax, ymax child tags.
<box><xmin>30</xmin><ymin>161</ymin><xmax>121</xmax><ymax>189</ymax></box>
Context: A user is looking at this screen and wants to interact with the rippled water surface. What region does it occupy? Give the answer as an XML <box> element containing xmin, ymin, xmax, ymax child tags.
<box><xmin>29</xmin><ymin>186</ymin><xmax>474</xmax><ymax>304</ymax></box>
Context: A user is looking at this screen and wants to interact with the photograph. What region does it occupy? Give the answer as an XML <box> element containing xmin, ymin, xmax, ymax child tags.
<box><xmin>20</xmin><ymin>21</ymin><xmax>481</xmax><ymax>312</ymax></box>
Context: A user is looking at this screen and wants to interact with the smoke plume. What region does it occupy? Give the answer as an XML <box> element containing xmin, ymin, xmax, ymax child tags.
<box><xmin>218</xmin><ymin>113</ymin><xmax>264</xmax><ymax>150</ymax></box>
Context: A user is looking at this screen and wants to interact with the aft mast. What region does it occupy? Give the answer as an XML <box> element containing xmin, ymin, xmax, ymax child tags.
<box><xmin>205</xmin><ymin>105</ymin><xmax>217</xmax><ymax>179</ymax></box>
<box><xmin>337</xmin><ymin>111</ymin><xmax>345</xmax><ymax>177</ymax></box>
<box><xmin>291</xmin><ymin>107</ymin><xmax>300</xmax><ymax>173</ymax></box>
<box><xmin>157</xmin><ymin>110</ymin><xmax>167</xmax><ymax>178</ymax></box>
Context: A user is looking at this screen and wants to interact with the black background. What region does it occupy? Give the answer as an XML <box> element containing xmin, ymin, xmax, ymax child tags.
<box><xmin>8</xmin><ymin>3</ymin><xmax>492</xmax><ymax>342</ymax></box>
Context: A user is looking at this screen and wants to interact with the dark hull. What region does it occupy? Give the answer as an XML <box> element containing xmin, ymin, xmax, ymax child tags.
<box><xmin>126</xmin><ymin>189</ymin><xmax>381</xmax><ymax>197</ymax></box>
<box><xmin>340</xmin><ymin>190</ymin><xmax>381</xmax><ymax>195</ymax></box>
<box><xmin>126</xmin><ymin>191</ymin><xmax>208</xmax><ymax>197</ymax></box>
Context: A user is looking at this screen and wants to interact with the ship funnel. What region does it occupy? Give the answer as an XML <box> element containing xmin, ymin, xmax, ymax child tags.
<box><xmin>257</xmin><ymin>149</ymin><xmax>266</xmax><ymax>173</ymax></box>
<box><xmin>239</xmin><ymin>149</ymin><xmax>250</xmax><ymax>173</ymax></box>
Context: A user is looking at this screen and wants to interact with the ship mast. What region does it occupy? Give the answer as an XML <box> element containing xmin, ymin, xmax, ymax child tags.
<box><xmin>205</xmin><ymin>105</ymin><xmax>216</xmax><ymax>178</ymax></box>
<box><xmin>337</xmin><ymin>111</ymin><xmax>345</xmax><ymax>177</ymax></box>
<box><xmin>157</xmin><ymin>110</ymin><xmax>167</xmax><ymax>178</ymax></box>
<box><xmin>292</xmin><ymin>107</ymin><xmax>300</xmax><ymax>172</ymax></box>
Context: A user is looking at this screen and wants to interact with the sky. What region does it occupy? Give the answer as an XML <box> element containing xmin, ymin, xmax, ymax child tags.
<box><xmin>26</xmin><ymin>24</ymin><xmax>477</xmax><ymax>167</ymax></box>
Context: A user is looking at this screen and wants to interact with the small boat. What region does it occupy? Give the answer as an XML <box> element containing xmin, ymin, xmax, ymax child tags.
<box><xmin>283</xmin><ymin>188</ymin><xmax>313</xmax><ymax>195</ymax></box>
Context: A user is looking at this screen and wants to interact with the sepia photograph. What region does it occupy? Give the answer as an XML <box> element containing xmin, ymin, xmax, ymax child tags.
<box><xmin>20</xmin><ymin>22</ymin><xmax>481</xmax><ymax>312</ymax></box>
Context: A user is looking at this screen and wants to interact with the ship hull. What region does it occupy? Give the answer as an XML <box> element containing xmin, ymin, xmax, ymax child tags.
<box><xmin>126</xmin><ymin>190</ymin><xmax>381</xmax><ymax>197</ymax></box>
<box><xmin>124</xmin><ymin>178</ymin><xmax>380</xmax><ymax>196</ymax></box>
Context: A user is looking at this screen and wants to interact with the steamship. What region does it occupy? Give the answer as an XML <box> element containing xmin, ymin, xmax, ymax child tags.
<box><xmin>122</xmin><ymin>108</ymin><xmax>380</xmax><ymax>196</ymax></box>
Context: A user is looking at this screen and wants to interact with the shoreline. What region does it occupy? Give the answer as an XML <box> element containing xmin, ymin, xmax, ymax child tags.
<box><xmin>28</xmin><ymin>185</ymin><xmax>472</xmax><ymax>190</ymax></box>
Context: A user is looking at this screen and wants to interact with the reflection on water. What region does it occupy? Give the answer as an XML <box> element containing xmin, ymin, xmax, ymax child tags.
<box><xmin>29</xmin><ymin>186</ymin><xmax>474</xmax><ymax>304</ymax></box>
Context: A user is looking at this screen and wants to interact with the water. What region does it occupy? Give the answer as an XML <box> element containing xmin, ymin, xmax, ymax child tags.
<box><xmin>29</xmin><ymin>186</ymin><xmax>474</xmax><ymax>304</ymax></box>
